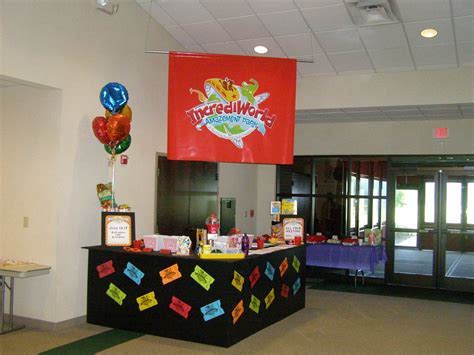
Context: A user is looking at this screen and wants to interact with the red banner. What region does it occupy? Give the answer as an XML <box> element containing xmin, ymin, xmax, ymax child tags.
<box><xmin>167</xmin><ymin>52</ymin><xmax>296</xmax><ymax>164</ymax></box>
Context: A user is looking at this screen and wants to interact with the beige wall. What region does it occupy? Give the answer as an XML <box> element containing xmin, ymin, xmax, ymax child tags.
<box><xmin>296</xmin><ymin>67</ymin><xmax>474</xmax><ymax>110</ymax></box>
<box><xmin>218</xmin><ymin>163</ymin><xmax>258</xmax><ymax>234</ymax></box>
<box><xmin>1</xmin><ymin>84</ymin><xmax>61</xmax><ymax>321</ymax></box>
<box><xmin>295</xmin><ymin>119</ymin><xmax>474</xmax><ymax>155</ymax></box>
<box><xmin>1</xmin><ymin>0</ymin><xmax>179</xmax><ymax>322</ymax></box>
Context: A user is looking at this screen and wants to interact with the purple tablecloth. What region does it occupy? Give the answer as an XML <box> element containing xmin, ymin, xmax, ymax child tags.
<box><xmin>306</xmin><ymin>244</ymin><xmax>387</xmax><ymax>273</ymax></box>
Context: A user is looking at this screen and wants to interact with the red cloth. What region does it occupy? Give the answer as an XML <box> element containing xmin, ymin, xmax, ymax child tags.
<box><xmin>307</xmin><ymin>235</ymin><xmax>327</xmax><ymax>243</ymax></box>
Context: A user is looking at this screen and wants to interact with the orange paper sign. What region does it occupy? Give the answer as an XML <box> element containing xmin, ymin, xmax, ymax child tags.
<box><xmin>159</xmin><ymin>264</ymin><xmax>182</xmax><ymax>285</ymax></box>
<box><xmin>279</xmin><ymin>257</ymin><xmax>288</xmax><ymax>277</ymax></box>
<box><xmin>231</xmin><ymin>300</ymin><xmax>244</xmax><ymax>325</ymax></box>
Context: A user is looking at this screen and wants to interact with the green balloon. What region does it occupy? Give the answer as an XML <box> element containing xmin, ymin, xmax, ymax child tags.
<box><xmin>105</xmin><ymin>135</ymin><xmax>131</xmax><ymax>154</ymax></box>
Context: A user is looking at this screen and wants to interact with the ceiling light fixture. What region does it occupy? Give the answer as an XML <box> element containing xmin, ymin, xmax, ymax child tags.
<box><xmin>254</xmin><ymin>45</ymin><xmax>268</xmax><ymax>54</ymax></box>
<box><xmin>96</xmin><ymin>0</ymin><xmax>119</xmax><ymax>15</ymax></box>
<box><xmin>420</xmin><ymin>28</ymin><xmax>438</xmax><ymax>38</ymax></box>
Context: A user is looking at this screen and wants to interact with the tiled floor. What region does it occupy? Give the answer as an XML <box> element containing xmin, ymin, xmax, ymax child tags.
<box><xmin>1</xmin><ymin>288</ymin><xmax>473</xmax><ymax>355</ymax></box>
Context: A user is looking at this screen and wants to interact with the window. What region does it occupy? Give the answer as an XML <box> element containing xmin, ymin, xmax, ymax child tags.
<box><xmin>277</xmin><ymin>157</ymin><xmax>387</xmax><ymax>237</ymax></box>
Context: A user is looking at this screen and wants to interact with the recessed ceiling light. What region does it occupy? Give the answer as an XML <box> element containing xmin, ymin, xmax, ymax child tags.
<box><xmin>420</xmin><ymin>28</ymin><xmax>438</xmax><ymax>39</ymax></box>
<box><xmin>254</xmin><ymin>45</ymin><xmax>268</xmax><ymax>54</ymax></box>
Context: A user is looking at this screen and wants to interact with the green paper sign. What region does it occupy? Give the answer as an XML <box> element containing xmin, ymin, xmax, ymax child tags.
<box><xmin>106</xmin><ymin>282</ymin><xmax>126</xmax><ymax>306</ymax></box>
<box><xmin>292</xmin><ymin>255</ymin><xmax>301</xmax><ymax>273</ymax></box>
<box><xmin>249</xmin><ymin>294</ymin><xmax>260</xmax><ymax>314</ymax></box>
<box><xmin>191</xmin><ymin>265</ymin><xmax>215</xmax><ymax>291</ymax></box>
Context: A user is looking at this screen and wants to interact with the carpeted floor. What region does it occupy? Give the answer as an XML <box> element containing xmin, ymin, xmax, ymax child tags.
<box><xmin>307</xmin><ymin>278</ymin><xmax>474</xmax><ymax>305</ymax></box>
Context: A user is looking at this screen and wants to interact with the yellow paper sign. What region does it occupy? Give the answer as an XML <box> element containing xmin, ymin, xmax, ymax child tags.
<box><xmin>292</xmin><ymin>255</ymin><xmax>301</xmax><ymax>273</ymax></box>
<box><xmin>232</xmin><ymin>300</ymin><xmax>244</xmax><ymax>324</ymax></box>
<box><xmin>159</xmin><ymin>264</ymin><xmax>182</xmax><ymax>285</ymax></box>
<box><xmin>279</xmin><ymin>257</ymin><xmax>288</xmax><ymax>277</ymax></box>
<box><xmin>106</xmin><ymin>283</ymin><xmax>126</xmax><ymax>306</ymax></box>
<box><xmin>136</xmin><ymin>291</ymin><xmax>158</xmax><ymax>311</ymax></box>
<box><xmin>231</xmin><ymin>270</ymin><xmax>244</xmax><ymax>292</ymax></box>
<box><xmin>191</xmin><ymin>265</ymin><xmax>215</xmax><ymax>291</ymax></box>
<box><xmin>249</xmin><ymin>294</ymin><xmax>260</xmax><ymax>314</ymax></box>
<box><xmin>265</xmin><ymin>288</ymin><xmax>275</xmax><ymax>309</ymax></box>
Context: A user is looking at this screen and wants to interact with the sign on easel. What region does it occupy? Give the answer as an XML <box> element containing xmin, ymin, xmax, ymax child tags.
<box><xmin>283</xmin><ymin>218</ymin><xmax>304</xmax><ymax>243</ymax></box>
<box><xmin>101</xmin><ymin>212</ymin><xmax>135</xmax><ymax>247</ymax></box>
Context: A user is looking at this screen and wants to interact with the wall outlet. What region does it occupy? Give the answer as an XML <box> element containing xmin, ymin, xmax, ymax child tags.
<box><xmin>23</xmin><ymin>216</ymin><xmax>29</xmax><ymax>228</ymax></box>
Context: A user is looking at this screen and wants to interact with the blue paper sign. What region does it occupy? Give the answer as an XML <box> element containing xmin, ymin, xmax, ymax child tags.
<box><xmin>264</xmin><ymin>261</ymin><xmax>275</xmax><ymax>281</ymax></box>
<box><xmin>200</xmin><ymin>300</ymin><xmax>225</xmax><ymax>322</ymax></box>
<box><xmin>123</xmin><ymin>262</ymin><xmax>145</xmax><ymax>285</ymax></box>
<box><xmin>293</xmin><ymin>277</ymin><xmax>301</xmax><ymax>295</ymax></box>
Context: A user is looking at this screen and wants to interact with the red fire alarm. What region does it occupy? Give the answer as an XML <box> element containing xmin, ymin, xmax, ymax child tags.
<box><xmin>250</xmin><ymin>209</ymin><xmax>254</xmax><ymax>217</ymax></box>
<box><xmin>120</xmin><ymin>155</ymin><xmax>129</xmax><ymax>165</ymax></box>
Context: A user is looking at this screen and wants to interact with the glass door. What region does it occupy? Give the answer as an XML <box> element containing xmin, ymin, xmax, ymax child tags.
<box><xmin>387</xmin><ymin>168</ymin><xmax>474</xmax><ymax>292</ymax></box>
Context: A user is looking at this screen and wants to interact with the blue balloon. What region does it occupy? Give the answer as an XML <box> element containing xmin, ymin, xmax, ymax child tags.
<box><xmin>100</xmin><ymin>82</ymin><xmax>129</xmax><ymax>113</ymax></box>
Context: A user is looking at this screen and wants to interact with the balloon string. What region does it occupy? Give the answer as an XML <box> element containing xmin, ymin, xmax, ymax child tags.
<box><xmin>110</xmin><ymin>149</ymin><xmax>116</xmax><ymax>208</ymax></box>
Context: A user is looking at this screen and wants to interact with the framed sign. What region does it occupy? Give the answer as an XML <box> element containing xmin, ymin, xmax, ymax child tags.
<box><xmin>101</xmin><ymin>212</ymin><xmax>135</xmax><ymax>247</ymax></box>
<box><xmin>283</xmin><ymin>218</ymin><xmax>304</xmax><ymax>242</ymax></box>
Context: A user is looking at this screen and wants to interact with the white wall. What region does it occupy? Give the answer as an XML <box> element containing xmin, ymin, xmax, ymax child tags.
<box><xmin>1</xmin><ymin>0</ymin><xmax>180</xmax><ymax>322</ymax></box>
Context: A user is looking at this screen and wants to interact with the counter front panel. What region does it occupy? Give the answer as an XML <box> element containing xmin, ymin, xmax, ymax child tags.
<box><xmin>85</xmin><ymin>245</ymin><xmax>305</xmax><ymax>347</ymax></box>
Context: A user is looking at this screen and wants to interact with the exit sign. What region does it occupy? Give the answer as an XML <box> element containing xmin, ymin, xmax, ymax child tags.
<box><xmin>433</xmin><ymin>127</ymin><xmax>449</xmax><ymax>139</ymax></box>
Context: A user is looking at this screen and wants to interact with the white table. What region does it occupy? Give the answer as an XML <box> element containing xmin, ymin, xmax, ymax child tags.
<box><xmin>0</xmin><ymin>263</ymin><xmax>51</xmax><ymax>334</ymax></box>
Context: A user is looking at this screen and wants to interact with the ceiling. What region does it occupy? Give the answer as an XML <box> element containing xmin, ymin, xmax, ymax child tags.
<box><xmin>134</xmin><ymin>0</ymin><xmax>473</xmax><ymax>123</ymax></box>
<box><xmin>136</xmin><ymin>0</ymin><xmax>473</xmax><ymax>76</ymax></box>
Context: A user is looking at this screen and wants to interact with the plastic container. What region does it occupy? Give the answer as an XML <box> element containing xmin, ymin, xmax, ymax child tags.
<box><xmin>205</xmin><ymin>213</ymin><xmax>220</xmax><ymax>234</ymax></box>
<box><xmin>241</xmin><ymin>233</ymin><xmax>249</xmax><ymax>256</ymax></box>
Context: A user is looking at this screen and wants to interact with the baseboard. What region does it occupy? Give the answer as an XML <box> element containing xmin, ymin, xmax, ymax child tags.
<box><xmin>2</xmin><ymin>314</ymin><xmax>86</xmax><ymax>331</ymax></box>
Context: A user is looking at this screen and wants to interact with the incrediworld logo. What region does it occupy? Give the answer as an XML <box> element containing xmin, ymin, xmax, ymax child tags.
<box><xmin>185</xmin><ymin>77</ymin><xmax>276</xmax><ymax>148</ymax></box>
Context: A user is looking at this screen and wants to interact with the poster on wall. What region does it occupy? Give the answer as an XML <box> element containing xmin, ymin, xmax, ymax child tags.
<box><xmin>168</xmin><ymin>52</ymin><xmax>297</xmax><ymax>164</ymax></box>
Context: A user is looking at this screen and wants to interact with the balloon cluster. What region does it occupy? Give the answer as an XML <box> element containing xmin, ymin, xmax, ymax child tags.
<box><xmin>92</xmin><ymin>82</ymin><xmax>132</xmax><ymax>155</ymax></box>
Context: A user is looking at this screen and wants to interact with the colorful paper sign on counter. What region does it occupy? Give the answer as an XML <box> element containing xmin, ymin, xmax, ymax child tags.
<box><xmin>123</xmin><ymin>262</ymin><xmax>145</xmax><ymax>285</ymax></box>
<box><xmin>136</xmin><ymin>291</ymin><xmax>158</xmax><ymax>311</ymax></box>
<box><xmin>232</xmin><ymin>300</ymin><xmax>244</xmax><ymax>325</ymax></box>
<box><xmin>264</xmin><ymin>288</ymin><xmax>275</xmax><ymax>309</ymax></box>
<box><xmin>249</xmin><ymin>266</ymin><xmax>260</xmax><ymax>288</ymax></box>
<box><xmin>96</xmin><ymin>260</ymin><xmax>115</xmax><ymax>278</ymax></box>
<box><xmin>191</xmin><ymin>265</ymin><xmax>215</xmax><ymax>291</ymax></box>
<box><xmin>292</xmin><ymin>255</ymin><xmax>301</xmax><ymax>273</ymax></box>
<box><xmin>249</xmin><ymin>294</ymin><xmax>260</xmax><ymax>314</ymax></box>
<box><xmin>106</xmin><ymin>283</ymin><xmax>126</xmax><ymax>306</ymax></box>
<box><xmin>279</xmin><ymin>257</ymin><xmax>288</xmax><ymax>277</ymax></box>
<box><xmin>281</xmin><ymin>283</ymin><xmax>289</xmax><ymax>299</ymax></box>
<box><xmin>169</xmin><ymin>296</ymin><xmax>192</xmax><ymax>319</ymax></box>
<box><xmin>232</xmin><ymin>270</ymin><xmax>244</xmax><ymax>292</ymax></box>
<box><xmin>159</xmin><ymin>264</ymin><xmax>182</xmax><ymax>285</ymax></box>
<box><xmin>293</xmin><ymin>277</ymin><xmax>301</xmax><ymax>295</ymax></box>
<box><xmin>201</xmin><ymin>300</ymin><xmax>225</xmax><ymax>322</ymax></box>
<box><xmin>264</xmin><ymin>261</ymin><xmax>275</xmax><ymax>281</ymax></box>
<box><xmin>168</xmin><ymin>52</ymin><xmax>297</xmax><ymax>164</ymax></box>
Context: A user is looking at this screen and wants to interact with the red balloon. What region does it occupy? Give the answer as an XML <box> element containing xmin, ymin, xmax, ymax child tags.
<box><xmin>92</xmin><ymin>116</ymin><xmax>110</xmax><ymax>144</ymax></box>
<box><xmin>106</xmin><ymin>114</ymin><xmax>131</xmax><ymax>146</ymax></box>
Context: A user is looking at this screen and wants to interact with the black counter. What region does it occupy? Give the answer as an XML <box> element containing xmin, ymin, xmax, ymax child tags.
<box><xmin>84</xmin><ymin>245</ymin><xmax>305</xmax><ymax>347</ymax></box>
